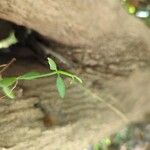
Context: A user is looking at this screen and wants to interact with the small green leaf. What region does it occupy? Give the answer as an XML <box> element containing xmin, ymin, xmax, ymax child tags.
<box><xmin>0</xmin><ymin>77</ymin><xmax>17</xmax><ymax>88</ymax></box>
<box><xmin>47</xmin><ymin>58</ymin><xmax>57</xmax><ymax>71</ymax></box>
<box><xmin>56</xmin><ymin>75</ymin><xmax>65</xmax><ymax>98</ymax></box>
<box><xmin>2</xmin><ymin>87</ymin><xmax>15</xmax><ymax>99</ymax></box>
<box><xmin>18</xmin><ymin>72</ymin><xmax>43</xmax><ymax>80</ymax></box>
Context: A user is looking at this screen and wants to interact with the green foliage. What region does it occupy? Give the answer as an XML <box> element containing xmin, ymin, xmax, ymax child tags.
<box><xmin>0</xmin><ymin>77</ymin><xmax>16</xmax><ymax>87</ymax></box>
<box><xmin>94</xmin><ymin>137</ymin><xmax>111</xmax><ymax>150</ymax></box>
<box><xmin>56</xmin><ymin>75</ymin><xmax>65</xmax><ymax>98</ymax></box>
<box><xmin>47</xmin><ymin>57</ymin><xmax>57</xmax><ymax>71</ymax></box>
<box><xmin>123</xmin><ymin>0</ymin><xmax>150</xmax><ymax>24</ymax></box>
<box><xmin>93</xmin><ymin>144</ymin><xmax>100</xmax><ymax>150</ymax></box>
<box><xmin>113</xmin><ymin>128</ymin><xmax>129</xmax><ymax>145</ymax></box>
<box><xmin>123</xmin><ymin>0</ymin><xmax>137</xmax><ymax>15</ymax></box>
<box><xmin>2</xmin><ymin>87</ymin><xmax>15</xmax><ymax>99</ymax></box>
<box><xmin>0</xmin><ymin>58</ymin><xmax>82</xmax><ymax>99</ymax></box>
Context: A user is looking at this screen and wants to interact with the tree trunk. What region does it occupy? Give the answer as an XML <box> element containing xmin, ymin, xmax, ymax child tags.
<box><xmin>0</xmin><ymin>0</ymin><xmax>149</xmax><ymax>47</ymax></box>
<box><xmin>0</xmin><ymin>0</ymin><xmax>150</xmax><ymax>150</ymax></box>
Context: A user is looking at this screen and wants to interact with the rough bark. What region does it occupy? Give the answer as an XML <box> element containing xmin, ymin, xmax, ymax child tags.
<box><xmin>0</xmin><ymin>0</ymin><xmax>149</xmax><ymax>47</ymax></box>
<box><xmin>0</xmin><ymin>59</ymin><xmax>149</xmax><ymax>150</ymax></box>
<box><xmin>0</xmin><ymin>0</ymin><xmax>150</xmax><ymax>150</ymax></box>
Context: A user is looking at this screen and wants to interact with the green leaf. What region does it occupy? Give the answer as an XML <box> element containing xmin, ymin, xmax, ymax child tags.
<box><xmin>0</xmin><ymin>77</ymin><xmax>17</xmax><ymax>88</ymax></box>
<box><xmin>56</xmin><ymin>75</ymin><xmax>65</xmax><ymax>98</ymax></box>
<box><xmin>18</xmin><ymin>72</ymin><xmax>44</xmax><ymax>80</ymax></box>
<box><xmin>2</xmin><ymin>87</ymin><xmax>15</xmax><ymax>99</ymax></box>
<box><xmin>47</xmin><ymin>58</ymin><xmax>57</xmax><ymax>71</ymax></box>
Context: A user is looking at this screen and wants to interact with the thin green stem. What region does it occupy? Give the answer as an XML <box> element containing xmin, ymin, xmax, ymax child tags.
<box><xmin>32</xmin><ymin>72</ymin><xmax>57</xmax><ymax>78</ymax></box>
<box><xmin>57</xmin><ymin>70</ymin><xmax>82</xmax><ymax>83</ymax></box>
<box><xmin>17</xmin><ymin>72</ymin><xmax>57</xmax><ymax>80</ymax></box>
<box><xmin>57</xmin><ymin>70</ymin><xmax>75</xmax><ymax>78</ymax></box>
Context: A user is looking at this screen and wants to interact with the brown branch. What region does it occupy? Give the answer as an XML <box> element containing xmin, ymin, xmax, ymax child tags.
<box><xmin>0</xmin><ymin>64</ymin><xmax>7</xmax><ymax>68</ymax></box>
<box><xmin>0</xmin><ymin>58</ymin><xmax>16</xmax><ymax>75</ymax></box>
